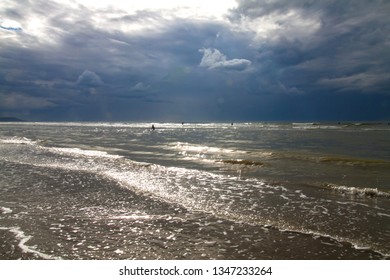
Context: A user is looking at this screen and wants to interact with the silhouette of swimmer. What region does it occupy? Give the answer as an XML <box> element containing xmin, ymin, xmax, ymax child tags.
<box><xmin>152</xmin><ymin>124</ymin><xmax>155</xmax><ymax>130</ymax></box>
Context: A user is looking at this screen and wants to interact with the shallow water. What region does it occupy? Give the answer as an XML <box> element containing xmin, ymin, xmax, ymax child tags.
<box><xmin>0</xmin><ymin>122</ymin><xmax>389</xmax><ymax>259</ymax></box>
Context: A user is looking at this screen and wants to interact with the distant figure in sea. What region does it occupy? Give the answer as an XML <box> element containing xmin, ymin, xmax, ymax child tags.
<box><xmin>152</xmin><ymin>124</ymin><xmax>155</xmax><ymax>130</ymax></box>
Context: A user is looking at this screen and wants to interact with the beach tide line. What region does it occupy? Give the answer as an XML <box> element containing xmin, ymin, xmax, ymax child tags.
<box><xmin>0</xmin><ymin>226</ymin><xmax>61</xmax><ymax>260</ymax></box>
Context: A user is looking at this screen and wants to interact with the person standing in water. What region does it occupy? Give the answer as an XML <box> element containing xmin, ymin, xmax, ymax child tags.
<box><xmin>151</xmin><ymin>124</ymin><xmax>155</xmax><ymax>130</ymax></box>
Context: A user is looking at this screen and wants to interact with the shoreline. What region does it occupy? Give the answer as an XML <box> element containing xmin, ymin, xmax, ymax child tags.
<box><xmin>0</xmin><ymin>224</ymin><xmax>387</xmax><ymax>260</ymax></box>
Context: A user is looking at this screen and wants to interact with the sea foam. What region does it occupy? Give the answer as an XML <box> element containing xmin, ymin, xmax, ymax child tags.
<box><xmin>0</xmin><ymin>226</ymin><xmax>61</xmax><ymax>260</ymax></box>
<box><xmin>0</xmin><ymin>207</ymin><xmax>13</xmax><ymax>214</ymax></box>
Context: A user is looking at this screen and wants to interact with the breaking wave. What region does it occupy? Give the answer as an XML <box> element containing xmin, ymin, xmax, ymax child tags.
<box><xmin>324</xmin><ymin>184</ymin><xmax>390</xmax><ymax>199</ymax></box>
<box><xmin>0</xmin><ymin>137</ymin><xmax>38</xmax><ymax>145</ymax></box>
<box><xmin>50</xmin><ymin>147</ymin><xmax>123</xmax><ymax>159</ymax></box>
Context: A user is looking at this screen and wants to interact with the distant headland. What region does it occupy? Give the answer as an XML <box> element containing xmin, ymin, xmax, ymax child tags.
<box><xmin>0</xmin><ymin>117</ymin><xmax>25</xmax><ymax>122</ymax></box>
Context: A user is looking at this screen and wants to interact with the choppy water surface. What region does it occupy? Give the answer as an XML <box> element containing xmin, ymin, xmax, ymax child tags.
<box><xmin>0</xmin><ymin>122</ymin><xmax>389</xmax><ymax>259</ymax></box>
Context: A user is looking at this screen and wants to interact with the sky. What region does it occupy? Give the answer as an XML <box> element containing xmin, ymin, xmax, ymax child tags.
<box><xmin>1</xmin><ymin>0</ymin><xmax>390</xmax><ymax>122</ymax></box>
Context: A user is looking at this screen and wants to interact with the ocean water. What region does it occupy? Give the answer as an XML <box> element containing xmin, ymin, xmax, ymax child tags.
<box><xmin>0</xmin><ymin>122</ymin><xmax>390</xmax><ymax>260</ymax></box>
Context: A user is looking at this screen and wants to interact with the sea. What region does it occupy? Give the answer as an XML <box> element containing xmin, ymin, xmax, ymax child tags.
<box><xmin>0</xmin><ymin>121</ymin><xmax>389</xmax><ymax>260</ymax></box>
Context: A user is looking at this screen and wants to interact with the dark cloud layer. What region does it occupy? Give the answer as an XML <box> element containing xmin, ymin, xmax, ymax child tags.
<box><xmin>1</xmin><ymin>0</ymin><xmax>390</xmax><ymax>121</ymax></box>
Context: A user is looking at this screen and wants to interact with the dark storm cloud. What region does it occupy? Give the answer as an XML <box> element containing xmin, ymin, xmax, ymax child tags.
<box><xmin>1</xmin><ymin>0</ymin><xmax>390</xmax><ymax>121</ymax></box>
<box><xmin>230</xmin><ymin>0</ymin><xmax>390</xmax><ymax>95</ymax></box>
